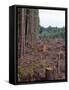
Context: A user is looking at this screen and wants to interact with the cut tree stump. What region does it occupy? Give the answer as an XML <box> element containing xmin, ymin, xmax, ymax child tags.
<box><xmin>45</xmin><ymin>67</ymin><xmax>55</xmax><ymax>80</ymax></box>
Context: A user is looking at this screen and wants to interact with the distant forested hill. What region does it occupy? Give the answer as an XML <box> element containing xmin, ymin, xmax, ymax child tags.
<box><xmin>39</xmin><ymin>26</ymin><xmax>65</xmax><ymax>39</ymax></box>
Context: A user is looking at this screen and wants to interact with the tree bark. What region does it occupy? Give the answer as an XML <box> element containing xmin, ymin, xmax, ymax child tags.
<box><xmin>45</xmin><ymin>67</ymin><xmax>54</xmax><ymax>80</ymax></box>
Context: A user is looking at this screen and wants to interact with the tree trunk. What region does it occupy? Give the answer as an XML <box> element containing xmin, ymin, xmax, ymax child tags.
<box><xmin>45</xmin><ymin>67</ymin><xmax>54</xmax><ymax>80</ymax></box>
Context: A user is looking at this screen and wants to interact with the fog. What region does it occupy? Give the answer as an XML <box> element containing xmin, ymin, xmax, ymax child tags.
<box><xmin>39</xmin><ymin>10</ymin><xmax>65</xmax><ymax>28</ymax></box>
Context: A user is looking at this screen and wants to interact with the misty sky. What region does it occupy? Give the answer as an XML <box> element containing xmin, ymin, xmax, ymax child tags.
<box><xmin>39</xmin><ymin>10</ymin><xmax>65</xmax><ymax>28</ymax></box>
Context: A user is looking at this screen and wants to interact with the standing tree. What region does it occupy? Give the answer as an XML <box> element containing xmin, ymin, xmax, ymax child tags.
<box><xmin>18</xmin><ymin>8</ymin><xmax>40</xmax><ymax>58</ymax></box>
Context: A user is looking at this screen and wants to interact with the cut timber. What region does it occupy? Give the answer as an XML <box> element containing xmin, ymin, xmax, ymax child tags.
<box><xmin>45</xmin><ymin>67</ymin><xmax>54</xmax><ymax>80</ymax></box>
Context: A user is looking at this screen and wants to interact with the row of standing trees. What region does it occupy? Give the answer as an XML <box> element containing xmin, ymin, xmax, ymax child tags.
<box><xmin>17</xmin><ymin>8</ymin><xmax>39</xmax><ymax>58</ymax></box>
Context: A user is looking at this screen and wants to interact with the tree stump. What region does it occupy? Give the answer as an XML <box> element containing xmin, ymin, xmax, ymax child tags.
<box><xmin>45</xmin><ymin>67</ymin><xmax>54</xmax><ymax>80</ymax></box>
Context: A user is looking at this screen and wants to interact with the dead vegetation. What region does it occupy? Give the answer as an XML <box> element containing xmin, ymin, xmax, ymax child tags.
<box><xmin>18</xmin><ymin>39</ymin><xmax>65</xmax><ymax>82</ymax></box>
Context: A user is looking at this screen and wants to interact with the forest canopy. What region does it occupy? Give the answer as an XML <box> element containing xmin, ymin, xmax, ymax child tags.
<box><xmin>39</xmin><ymin>26</ymin><xmax>65</xmax><ymax>39</ymax></box>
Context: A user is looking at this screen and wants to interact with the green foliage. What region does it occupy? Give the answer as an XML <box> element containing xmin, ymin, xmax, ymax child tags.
<box><xmin>18</xmin><ymin>65</ymin><xmax>33</xmax><ymax>81</ymax></box>
<box><xmin>39</xmin><ymin>26</ymin><xmax>65</xmax><ymax>39</ymax></box>
<box><xmin>18</xmin><ymin>60</ymin><xmax>49</xmax><ymax>81</ymax></box>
